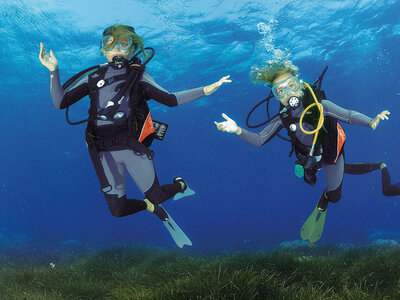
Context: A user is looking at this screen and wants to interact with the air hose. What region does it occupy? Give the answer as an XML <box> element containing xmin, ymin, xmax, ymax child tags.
<box><xmin>299</xmin><ymin>82</ymin><xmax>324</xmax><ymax>156</ymax></box>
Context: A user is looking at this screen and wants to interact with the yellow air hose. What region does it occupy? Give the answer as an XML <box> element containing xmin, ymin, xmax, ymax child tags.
<box><xmin>298</xmin><ymin>82</ymin><xmax>324</xmax><ymax>156</ymax></box>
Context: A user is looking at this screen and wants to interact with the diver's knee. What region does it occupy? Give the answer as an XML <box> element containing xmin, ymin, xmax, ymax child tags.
<box><xmin>104</xmin><ymin>193</ymin><xmax>128</xmax><ymax>217</ymax></box>
<box><xmin>144</xmin><ymin>179</ymin><xmax>164</xmax><ymax>205</ymax></box>
<box><xmin>382</xmin><ymin>186</ymin><xmax>395</xmax><ymax>197</ymax></box>
<box><xmin>326</xmin><ymin>187</ymin><xmax>342</xmax><ymax>203</ymax></box>
<box><xmin>382</xmin><ymin>186</ymin><xmax>389</xmax><ymax>196</ymax></box>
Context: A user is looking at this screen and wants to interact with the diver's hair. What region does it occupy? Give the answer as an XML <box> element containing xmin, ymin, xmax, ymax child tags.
<box><xmin>250</xmin><ymin>60</ymin><xmax>299</xmax><ymax>86</ymax></box>
<box><xmin>102</xmin><ymin>24</ymin><xmax>145</xmax><ymax>54</ymax></box>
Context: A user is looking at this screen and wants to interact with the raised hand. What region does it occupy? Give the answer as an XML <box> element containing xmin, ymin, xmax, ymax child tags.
<box><xmin>203</xmin><ymin>75</ymin><xmax>232</xmax><ymax>95</ymax></box>
<box><xmin>39</xmin><ymin>42</ymin><xmax>58</xmax><ymax>71</ymax></box>
<box><xmin>214</xmin><ymin>113</ymin><xmax>242</xmax><ymax>135</ymax></box>
<box><xmin>369</xmin><ymin>110</ymin><xmax>390</xmax><ymax>130</ymax></box>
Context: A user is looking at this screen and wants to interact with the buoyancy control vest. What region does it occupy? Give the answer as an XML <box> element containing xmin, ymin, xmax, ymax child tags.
<box><xmin>63</xmin><ymin>48</ymin><xmax>168</xmax><ymax>151</ymax></box>
<box><xmin>278</xmin><ymin>84</ymin><xmax>346</xmax><ymax>165</ymax></box>
<box><xmin>85</xmin><ymin>56</ymin><xmax>155</xmax><ymax>150</ymax></box>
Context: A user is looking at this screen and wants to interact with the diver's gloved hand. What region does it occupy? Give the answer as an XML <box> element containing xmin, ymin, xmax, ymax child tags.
<box><xmin>203</xmin><ymin>75</ymin><xmax>232</xmax><ymax>95</ymax></box>
<box><xmin>369</xmin><ymin>110</ymin><xmax>390</xmax><ymax>130</ymax></box>
<box><xmin>39</xmin><ymin>42</ymin><xmax>58</xmax><ymax>71</ymax></box>
<box><xmin>214</xmin><ymin>113</ymin><xmax>242</xmax><ymax>135</ymax></box>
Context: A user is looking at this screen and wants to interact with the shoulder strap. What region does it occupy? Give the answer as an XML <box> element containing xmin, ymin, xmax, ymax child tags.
<box><xmin>279</xmin><ymin>108</ymin><xmax>310</xmax><ymax>157</ymax></box>
<box><xmin>88</xmin><ymin>66</ymin><xmax>109</xmax><ymax>119</ymax></box>
<box><xmin>96</xmin><ymin>63</ymin><xmax>146</xmax><ymax>121</ymax></box>
<box><xmin>64</xmin><ymin>65</ymin><xmax>107</xmax><ymax>126</ymax></box>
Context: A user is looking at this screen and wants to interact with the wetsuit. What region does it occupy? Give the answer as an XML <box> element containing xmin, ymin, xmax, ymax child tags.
<box><xmin>49</xmin><ymin>61</ymin><xmax>206</xmax><ymax>217</ymax></box>
<box><xmin>239</xmin><ymin>97</ymin><xmax>399</xmax><ymax>209</ymax></box>
<box><xmin>344</xmin><ymin>163</ymin><xmax>400</xmax><ymax>197</ymax></box>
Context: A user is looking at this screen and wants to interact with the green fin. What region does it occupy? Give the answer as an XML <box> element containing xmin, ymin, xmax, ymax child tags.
<box><xmin>300</xmin><ymin>206</ymin><xmax>327</xmax><ymax>243</ymax></box>
<box><xmin>161</xmin><ymin>206</ymin><xmax>192</xmax><ymax>248</ymax></box>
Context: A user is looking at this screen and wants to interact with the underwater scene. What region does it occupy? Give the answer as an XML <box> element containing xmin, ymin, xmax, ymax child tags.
<box><xmin>1</xmin><ymin>0</ymin><xmax>400</xmax><ymax>299</ymax></box>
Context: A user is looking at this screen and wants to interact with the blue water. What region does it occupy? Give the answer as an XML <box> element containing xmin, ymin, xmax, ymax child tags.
<box><xmin>0</xmin><ymin>0</ymin><xmax>399</xmax><ymax>253</ymax></box>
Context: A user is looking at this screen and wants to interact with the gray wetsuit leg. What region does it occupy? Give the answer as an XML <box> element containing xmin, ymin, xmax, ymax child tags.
<box><xmin>99</xmin><ymin>150</ymin><xmax>146</xmax><ymax>217</ymax></box>
<box><xmin>318</xmin><ymin>154</ymin><xmax>344</xmax><ymax>209</ymax></box>
<box><xmin>100</xmin><ymin>149</ymin><xmax>182</xmax><ymax>217</ymax></box>
<box><xmin>324</xmin><ymin>154</ymin><xmax>344</xmax><ymax>193</ymax></box>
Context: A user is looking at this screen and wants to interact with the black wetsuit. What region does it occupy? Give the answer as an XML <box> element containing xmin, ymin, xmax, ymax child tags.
<box><xmin>49</xmin><ymin>61</ymin><xmax>206</xmax><ymax>217</ymax></box>
<box><xmin>345</xmin><ymin>163</ymin><xmax>400</xmax><ymax>197</ymax></box>
<box><xmin>239</xmin><ymin>97</ymin><xmax>399</xmax><ymax>209</ymax></box>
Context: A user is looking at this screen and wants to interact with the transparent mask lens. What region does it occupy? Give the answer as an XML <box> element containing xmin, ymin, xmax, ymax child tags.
<box><xmin>286</xmin><ymin>79</ymin><xmax>299</xmax><ymax>92</ymax></box>
<box><xmin>117</xmin><ymin>37</ymin><xmax>132</xmax><ymax>50</ymax></box>
<box><xmin>101</xmin><ymin>35</ymin><xmax>133</xmax><ymax>51</ymax></box>
<box><xmin>101</xmin><ymin>35</ymin><xmax>114</xmax><ymax>50</ymax></box>
<box><xmin>272</xmin><ymin>76</ymin><xmax>300</xmax><ymax>99</ymax></box>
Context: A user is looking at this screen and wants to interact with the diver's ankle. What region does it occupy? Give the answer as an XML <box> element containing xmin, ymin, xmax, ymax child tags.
<box><xmin>144</xmin><ymin>198</ymin><xmax>154</xmax><ymax>212</ymax></box>
<box><xmin>179</xmin><ymin>182</ymin><xmax>186</xmax><ymax>190</ymax></box>
<box><xmin>174</xmin><ymin>177</ymin><xmax>187</xmax><ymax>192</ymax></box>
<box><xmin>380</xmin><ymin>162</ymin><xmax>387</xmax><ymax>170</ymax></box>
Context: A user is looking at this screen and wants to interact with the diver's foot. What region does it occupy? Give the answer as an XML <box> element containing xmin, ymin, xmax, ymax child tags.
<box><xmin>173</xmin><ymin>177</ymin><xmax>187</xmax><ymax>192</ymax></box>
<box><xmin>173</xmin><ymin>177</ymin><xmax>196</xmax><ymax>201</ymax></box>
<box><xmin>380</xmin><ymin>162</ymin><xmax>387</xmax><ymax>170</ymax></box>
<box><xmin>317</xmin><ymin>190</ymin><xmax>329</xmax><ymax>211</ymax></box>
<box><xmin>144</xmin><ymin>199</ymin><xmax>168</xmax><ymax>221</ymax></box>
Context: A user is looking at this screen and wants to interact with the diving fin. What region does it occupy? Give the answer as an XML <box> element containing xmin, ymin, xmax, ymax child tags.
<box><xmin>161</xmin><ymin>206</ymin><xmax>192</xmax><ymax>248</ymax></box>
<box><xmin>173</xmin><ymin>185</ymin><xmax>195</xmax><ymax>201</ymax></box>
<box><xmin>300</xmin><ymin>206</ymin><xmax>327</xmax><ymax>244</ymax></box>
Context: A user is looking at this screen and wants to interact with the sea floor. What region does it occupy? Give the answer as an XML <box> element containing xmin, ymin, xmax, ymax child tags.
<box><xmin>1</xmin><ymin>243</ymin><xmax>400</xmax><ymax>300</ymax></box>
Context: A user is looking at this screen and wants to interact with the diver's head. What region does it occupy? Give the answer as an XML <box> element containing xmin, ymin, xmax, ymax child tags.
<box><xmin>250</xmin><ymin>60</ymin><xmax>304</xmax><ymax>107</ymax></box>
<box><xmin>100</xmin><ymin>24</ymin><xmax>145</xmax><ymax>62</ymax></box>
<box><xmin>271</xmin><ymin>73</ymin><xmax>304</xmax><ymax>107</ymax></box>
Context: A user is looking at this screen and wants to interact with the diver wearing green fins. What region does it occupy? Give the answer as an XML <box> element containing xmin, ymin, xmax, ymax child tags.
<box><xmin>39</xmin><ymin>24</ymin><xmax>231</xmax><ymax>247</ymax></box>
<box><xmin>215</xmin><ymin>60</ymin><xmax>399</xmax><ymax>244</ymax></box>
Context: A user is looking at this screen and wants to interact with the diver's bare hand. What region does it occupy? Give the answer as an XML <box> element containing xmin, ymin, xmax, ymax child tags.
<box><xmin>204</xmin><ymin>75</ymin><xmax>232</xmax><ymax>95</ymax></box>
<box><xmin>39</xmin><ymin>42</ymin><xmax>58</xmax><ymax>71</ymax></box>
<box><xmin>369</xmin><ymin>110</ymin><xmax>390</xmax><ymax>130</ymax></box>
<box><xmin>214</xmin><ymin>113</ymin><xmax>242</xmax><ymax>135</ymax></box>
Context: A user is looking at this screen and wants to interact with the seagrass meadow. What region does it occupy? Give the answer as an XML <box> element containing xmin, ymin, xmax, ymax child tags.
<box><xmin>1</xmin><ymin>245</ymin><xmax>400</xmax><ymax>300</ymax></box>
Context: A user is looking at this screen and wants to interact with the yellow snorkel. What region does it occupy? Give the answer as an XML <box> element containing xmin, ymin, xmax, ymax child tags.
<box><xmin>299</xmin><ymin>82</ymin><xmax>325</xmax><ymax>156</ymax></box>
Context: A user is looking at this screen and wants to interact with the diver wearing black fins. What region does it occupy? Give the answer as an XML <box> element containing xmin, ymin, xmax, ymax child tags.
<box><xmin>39</xmin><ymin>24</ymin><xmax>231</xmax><ymax>246</ymax></box>
<box><xmin>215</xmin><ymin>60</ymin><xmax>398</xmax><ymax>244</ymax></box>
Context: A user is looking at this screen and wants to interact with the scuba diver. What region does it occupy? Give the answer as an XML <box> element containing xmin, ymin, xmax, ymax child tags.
<box><xmin>39</xmin><ymin>24</ymin><xmax>231</xmax><ymax>247</ymax></box>
<box><xmin>214</xmin><ymin>60</ymin><xmax>398</xmax><ymax>244</ymax></box>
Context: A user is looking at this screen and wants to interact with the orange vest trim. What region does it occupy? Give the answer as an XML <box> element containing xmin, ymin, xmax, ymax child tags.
<box><xmin>334</xmin><ymin>122</ymin><xmax>346</xmax><ymax>163</ymax></box>
<box><xmin>138</xmin><ymin>112</ymin><xmax>155</xmax><ymax>143</ymax></box>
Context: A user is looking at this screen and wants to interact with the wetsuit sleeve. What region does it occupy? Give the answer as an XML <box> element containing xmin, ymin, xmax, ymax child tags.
<box><xmin>49</xmin><ymin>69</ymin><xmax>89</xmax><ymax>110</ymax></box>
<box><xmin>239</xmin><ymin>116</ymin><xmax>283</xmax><ymax>147</ymax></box>
<box><xmin>322</xmin><ymin>100</ymin><xmax>372</xmax><ymax>126</ymax></box>
<box><xmin>140</xmin><ymin>72</ymin><xmax>206</xmax><ymax>107</ymax></box>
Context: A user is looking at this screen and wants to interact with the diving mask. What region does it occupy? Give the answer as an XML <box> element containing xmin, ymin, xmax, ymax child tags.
<box><xmin>271</xmin><ymin>76</ymin><xmax>302</xmax><ymax>100</ymax></box>
<box><xmin>101</xmin><ymin>35</ymin><xmax>134</xmax><ymax>52</ymax></box>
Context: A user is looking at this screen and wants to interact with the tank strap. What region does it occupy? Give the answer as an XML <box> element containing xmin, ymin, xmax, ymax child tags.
<box><xmin>279</xmin><ymin>108</ymin><xmax>309</xmax><ymax>156</ymax></box>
